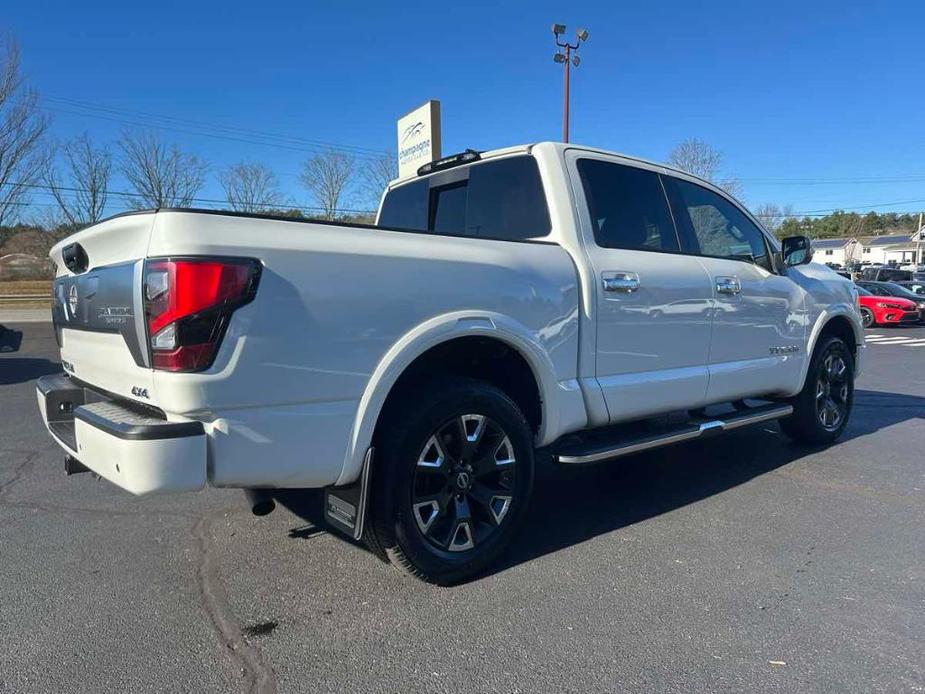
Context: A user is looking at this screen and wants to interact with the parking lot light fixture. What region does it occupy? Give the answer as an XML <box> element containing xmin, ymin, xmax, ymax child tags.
<box><xmin>552</xmin><ymin>24</ymin><xmax>589</xmax><ymax>143</ymax></box>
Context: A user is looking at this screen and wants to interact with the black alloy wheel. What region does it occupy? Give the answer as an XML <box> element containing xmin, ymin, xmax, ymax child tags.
<box><xmin>815</xmin><ymin>350</ymin><xmax>850</xmax><ymax>431</ymax></box>
<box><xmin>366</xmin><ymin>377</ymin><xmax>535</xmax><ymax>585</ymax></box>
<box><xmin>779</xmin><ymin>335</ymin><xmax>854</xmax><ymax>445</ymax></box>
<box><xmin>411</xmin><ymin>414</ymin><xmax>517</xmax><ymax>553</ymax></box>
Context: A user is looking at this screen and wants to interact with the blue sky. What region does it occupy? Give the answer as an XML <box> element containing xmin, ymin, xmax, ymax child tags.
<box><xmin>6</xmin><ymin>0</ymin><xmax>925</xmax><ymax>217</ymax></box>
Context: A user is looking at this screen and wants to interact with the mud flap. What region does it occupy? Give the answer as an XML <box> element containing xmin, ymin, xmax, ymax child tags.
<box><xmin>324</xmin><ymin>447</ymin><xmax>373</xmax><ymax>541</ymax></box>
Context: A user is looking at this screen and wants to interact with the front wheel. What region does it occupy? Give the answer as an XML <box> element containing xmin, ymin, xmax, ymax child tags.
<box><xmin>860</xmin><ymin>307</ymin><xmax>874</xmax><ymax>329</ymax></box>
<box><xmin>779</xmin><ymin>335</ymin><xmax>854</xmax><ymax>445</ymax></box>
<box><xmin>366</xmin><ymin>377</ymin><xmax>535</xmax><ymax>584</ymax></box>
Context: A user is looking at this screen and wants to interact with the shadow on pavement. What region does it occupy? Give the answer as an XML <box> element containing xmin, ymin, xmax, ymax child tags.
<box><xmin>270</xmin><ymin>388</ymin><xmax>924</xmax><ymax>581</ymax></box>
<box><xmin>0</xmin><ymin>357</ymin><xmax>61</xmax><ymax>385</ymax></box>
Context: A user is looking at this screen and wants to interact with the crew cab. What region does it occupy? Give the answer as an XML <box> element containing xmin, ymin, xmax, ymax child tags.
<box><xmin>37</xmin><ymin>143</ymin><xmax>864</xmax><ymax>583</ymax></box>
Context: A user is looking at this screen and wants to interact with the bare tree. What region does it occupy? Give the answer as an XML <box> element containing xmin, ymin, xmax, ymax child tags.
<box><xmin>118</xmin><ymin>130</ymin><xmax>207</xmax><ymax>208</ymax></box>
<box><xmin>220</xmin><ymin>161</ymin><xmax>282</xmax><ymax>212</ymax></box>
<box><xmin>300</xmin><ymin>149</ymin><xmax>355</xmax><ymax>220</ymax></box>
<box><xmin>0</xmin><ymin>36</ymin><xmax>49</xmax><ymax>226</ymax></box>
<box><xmin>668</xmin><ymin>137</ymin><xmax>742</xmax><ymax>197</ymax></box>
<box><xmin>753</xmin><ymin>202</ymin><xmax>794</xmax><ymax>233</ymax></box>
<box><xmin>44</xmin><ymin>133</ymin><xmax>111</xmax><ymax>227</ymax></box>
<box><xmin>361</xmin><ymin>152</ymin><xmax>397</xmax><ymax>209</ymax></box>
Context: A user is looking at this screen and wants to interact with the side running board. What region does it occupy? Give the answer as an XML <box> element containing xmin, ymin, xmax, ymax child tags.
<box><xmin>555</xmin><ymin>403</ymin><xmax>793</xmax><ymax>465</ymax></box>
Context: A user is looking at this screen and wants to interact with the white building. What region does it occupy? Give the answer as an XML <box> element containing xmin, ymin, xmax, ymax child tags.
<box><xmin>811</xmin><ymin>237</ymin><xmax>858</xmax><ymax>267</ymax></box>
<box><xmin>858</xmin><ymin>231</ymin><xmax>923</xmax><ymax>266</ymax></box>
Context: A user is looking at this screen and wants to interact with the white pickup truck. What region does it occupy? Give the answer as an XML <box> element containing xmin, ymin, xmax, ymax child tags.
<box><xmin>37</xmin><ymin>142</ymin><xmax>864</xmax><ymax>583</ymax></box>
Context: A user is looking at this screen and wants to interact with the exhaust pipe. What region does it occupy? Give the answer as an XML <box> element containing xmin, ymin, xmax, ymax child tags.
<box><xmin>244</xmin><ymin>488</ymin><xmax>276</xmax><ymax>516</ymax></box>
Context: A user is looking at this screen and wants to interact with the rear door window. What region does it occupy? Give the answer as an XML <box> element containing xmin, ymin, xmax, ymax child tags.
<box><xmin>378</xmin><ymin>155</ymin><xmax>550</xmax><ymax>240</ymax></box>
<box><xmin>576</xmin><ymin>159</ymin><xmax>680</xmax><ymax>252</ymax></box>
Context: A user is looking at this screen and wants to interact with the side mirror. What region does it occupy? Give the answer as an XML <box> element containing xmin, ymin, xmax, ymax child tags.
<box><xmin>781</xmin><ymin>235</ymin><xmax>814</xmax><ymax>267</ymax></box>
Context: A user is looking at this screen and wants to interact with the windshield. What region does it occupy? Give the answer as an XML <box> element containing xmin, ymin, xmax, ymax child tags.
<box><xmin>885</xmin><ymin>282</ymin><xmax>921</xmax><ymax>300</ymax></box>
<box><xmin>855</xmin><ymin>285</ymin><xmax>872</xmax><ymax>296</ymax></box>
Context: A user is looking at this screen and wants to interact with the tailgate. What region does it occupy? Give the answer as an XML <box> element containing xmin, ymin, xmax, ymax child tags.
<box><xmin>50</xmin><ymin>211</ymin><xmax>157</xmax><ymax>403</ymax></box>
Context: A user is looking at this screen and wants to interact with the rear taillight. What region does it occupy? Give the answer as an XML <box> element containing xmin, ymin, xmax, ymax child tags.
<box><xmin>144</xmin><ymin>257</ymin><xmax>261</xmax><ymax>372</ymax></box>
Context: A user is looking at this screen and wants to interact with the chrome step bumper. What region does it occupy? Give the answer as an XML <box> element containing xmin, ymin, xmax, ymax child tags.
<box><xmin>36</xmin><ymin>373</ymin><xmax>207</xmax><ymax>494</ymax></box>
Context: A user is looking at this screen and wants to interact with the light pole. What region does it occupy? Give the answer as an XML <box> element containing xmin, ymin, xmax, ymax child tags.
<box><xmin>552</xmin><ymin>24</ymin><xmax>588</xmax><ymax>143</ymax></box>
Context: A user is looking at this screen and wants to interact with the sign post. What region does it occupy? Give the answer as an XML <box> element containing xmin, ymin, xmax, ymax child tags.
<box><xmin>397</xmin><ymin>100</ymin><xmax>441</xmax><ymax>179</ymax></box>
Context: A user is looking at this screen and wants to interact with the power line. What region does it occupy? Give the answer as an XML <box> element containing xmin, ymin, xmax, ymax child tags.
<box><xmin>45</xmin><ymin>95</ymin><xmax>388</xmax><ymax>157</ymax></box>
<box><xmin>44</xmin><ymin>101</ymin><xmax>389</xmax><ymax>163</ymax></box>
<box><xmin>796</xmin><ymin>198</ymin><xmax>925</xmax><ymax>216</ymax></box>
<box><xmin>45</xmin><ymin>105</ymin><xmax>386</xmax><ymax>163</ymax></box>
<box><xmin>741</xmin><ymin>173</ymin><xmax>925</xmax><ymax>183</ymax></box>
<box><xmin>3</xmin><ymin>180</ymin><xmax>376</xmax><ymax>216</ymax></box>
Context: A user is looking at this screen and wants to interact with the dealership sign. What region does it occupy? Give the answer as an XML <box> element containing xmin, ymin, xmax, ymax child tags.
<box><xmin>397</xmin><ymin>100</ymin><xmax>441</xmax><ymax>178</ymax></box>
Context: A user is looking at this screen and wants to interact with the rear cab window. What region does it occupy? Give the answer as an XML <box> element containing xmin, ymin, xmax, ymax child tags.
<box><xmin>377</xmin><ymin>155</ymin><xmax>551</xmax><ymax>241</ymax></box>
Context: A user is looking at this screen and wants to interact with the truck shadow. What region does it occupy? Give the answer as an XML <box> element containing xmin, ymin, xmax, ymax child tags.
<box><xmin>0</xmin><ymin>325</ymin><xmax>24</xmax><ymax>353</ymax></box>
<box><xmin>273</xmin><ymin>388</ymin><xmax>923</xmax><ymax>582</ymax></box>
<box><xmin>0</xmin><ymin>357</ymin><xmax>62</xmax><ymax>385</ymax></box>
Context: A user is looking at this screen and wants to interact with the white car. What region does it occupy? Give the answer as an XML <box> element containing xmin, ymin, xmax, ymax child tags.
<box><xmin>37</xmin><ymin>142</ymin><xmax>864</xmax><ymax>583</ymax></box>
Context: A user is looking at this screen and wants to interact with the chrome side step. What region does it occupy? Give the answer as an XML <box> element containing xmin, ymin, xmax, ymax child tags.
<box><xmin>556</xmin><ymin>403</ymin><xmax>793</xmax><ymax>465</ymax></box>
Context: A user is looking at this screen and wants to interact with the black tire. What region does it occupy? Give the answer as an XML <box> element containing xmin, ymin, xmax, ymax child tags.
<box><xmin>859</xmin><ymin>307</ymin><xmax>874</xmax><ymax>329</ymax></box>
<box><xmin>365</xmin><ymin>377</ymin><xmax>534</xmax><ymax>585</ymax></box>
<box><xmin>779</xmin><ymin>335</ymin><xmax>854</xmax><ymax>445</ymax></box>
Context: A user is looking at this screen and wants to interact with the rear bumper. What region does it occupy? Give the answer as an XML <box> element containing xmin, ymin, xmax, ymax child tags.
<box><xmin>36</xmin><ymin>373</ymin><xmax>206</xmax><ymax>494</ymax></box>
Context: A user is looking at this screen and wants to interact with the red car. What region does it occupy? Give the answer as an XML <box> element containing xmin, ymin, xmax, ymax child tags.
<box><xmin>856</xmin><ymin>286</ymin><xmax>920</xmax><ymax>328</ymax></box>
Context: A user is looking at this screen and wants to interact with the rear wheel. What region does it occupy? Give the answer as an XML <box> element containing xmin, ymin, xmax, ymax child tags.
<box><xmin>859</xmin><ymin>307</ymin><xmax>874</xmax><ymax>329</ymax></box>
<box><xmin>366</xmin><ymin>377</ymin><xmax>534</xmax><ymax>584</ymax></box>
<box><xmin>780</xmin><ymin>335</ymin><xmax>854</xmax><ymax>445</ymax></box>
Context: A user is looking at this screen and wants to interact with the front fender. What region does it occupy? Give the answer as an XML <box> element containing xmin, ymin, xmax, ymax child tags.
<box><xmin>335</xmin><ymin>310</ymin><xmax>585</xmax><ymax>486</ymax></box>
<box><xmin>798</xmin><ymin>305</ymin><xmax>865</xmax><ymax>390</ymax></box>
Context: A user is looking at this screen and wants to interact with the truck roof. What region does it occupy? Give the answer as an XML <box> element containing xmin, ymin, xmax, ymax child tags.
<box><xmin>388</xmin><ymin>141</ymin><xmax>717</xmax><ymax>191</ymax></box>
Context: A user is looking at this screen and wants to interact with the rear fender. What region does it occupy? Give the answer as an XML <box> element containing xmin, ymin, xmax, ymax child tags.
<box><xmin>335</xmin><ymin>310</ymin><xmax>571</xmax><ymax>486</ymax></box>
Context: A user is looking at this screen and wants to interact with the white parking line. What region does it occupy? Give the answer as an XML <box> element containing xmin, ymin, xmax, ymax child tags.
<box><xmin>864</xmin><ymin>336</ymin><xmax>925</xmax><ymax>346</ymax></box>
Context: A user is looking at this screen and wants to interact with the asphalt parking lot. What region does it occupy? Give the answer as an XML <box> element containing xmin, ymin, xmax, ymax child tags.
<box><xmin>1</xmin><ymin>321</ymin><xmax>923</xmax><ymax>693</ymax></box>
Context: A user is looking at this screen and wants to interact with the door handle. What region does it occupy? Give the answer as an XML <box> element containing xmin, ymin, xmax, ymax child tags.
<box><xmin>715</xmin><ymin>276</ymin><xmax>741</xmax><ymax>295</ymax></box>
<box><xmin>602</xmin><ymin>272</ymin><xmax>640</xmax><ymax>293</ymax></box>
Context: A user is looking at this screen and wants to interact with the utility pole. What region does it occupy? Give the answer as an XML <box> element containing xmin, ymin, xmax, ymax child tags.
<box><xmin>916</xmin><ymin>212</ymin><xmax>923</xmax><ymax>267</ymax></box>
<box><xmin>552</xmin><ymin>24</ymin><xmax>588</xmax><ymax>143</ymax></box>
